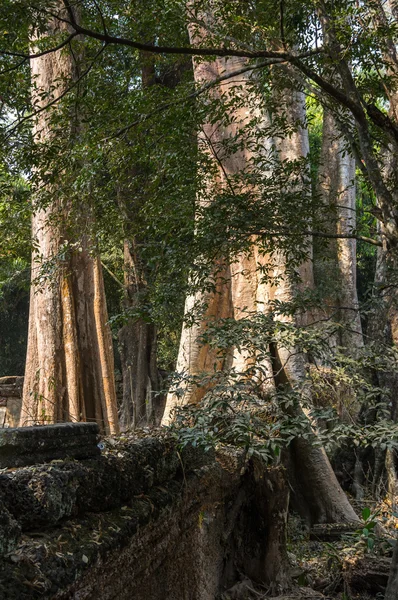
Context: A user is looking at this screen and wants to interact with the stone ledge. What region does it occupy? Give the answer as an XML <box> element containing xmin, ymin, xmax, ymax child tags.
<box><xmin>0</xmin><ymin>423</ymin><xmax>100</xmax><ymax>468</ymax></box>
<box><xmin>0</xmin><ymin>435</ymin><xmax>287</xmax><ymax>600</ymax></box>
<box><xmin>0</xmin><ymin>377</ymin><xmax>23</xmax><ymax>388</ymax></box>
<box><xmin>0</xmin><ymin>436</ymin><xmax>181</xmax><ymax>530</ymax></box>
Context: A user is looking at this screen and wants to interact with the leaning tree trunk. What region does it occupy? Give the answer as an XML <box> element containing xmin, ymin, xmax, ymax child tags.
<box><xmin>21</xmin><ymin>4</ymin><xmax>118</xmax><ymax>434</ymax></box>
<box><xmin>269</xmin><ymin>82</ymin><xmax>358</xmax><ymax>524</ymax></box>
<box><xmin>162</xmin><ymin>12</ymin><xmax>357</xmax><ymax>525</ymax></box>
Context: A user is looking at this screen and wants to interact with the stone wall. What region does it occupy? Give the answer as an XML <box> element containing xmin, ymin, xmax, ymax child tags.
<box><xmin>0</xmin><ymin>431</ymin><xmax>289</xmax><ymax>599</ymax></box>
<box><xmin>0</xmin><ymin>376</ymin><xmax>22</xmax><ymax>428</ymax></box>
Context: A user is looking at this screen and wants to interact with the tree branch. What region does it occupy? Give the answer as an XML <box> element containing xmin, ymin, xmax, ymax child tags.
<box><xmin>92</xmin><ymin>0</ymin><xmax>108</xmax><ymax>36</ymax></box>
<box><xmin>58</xmin><ymin>1</ymin><xmax>322</xmax><ymax>61</ymax></box>
<box><xmin>101</xmin><ymin>261</ymin><xmax>124</xmax><ymax>289</ymax></box>
<box><xmin>254</xmin><ymin>228</ymin><xmax>382</xmax><ymax>247</ymax></box>
<box><xmin>0</xmin><ymin>32</ymin><xmax>79</xmax><ymax>60</ymax></box>
<box><xmin>5</xmin><ymin>44</ymin><xmax>106</xmax><ymax>138</ymax></box>
<box><xmin>0</xmin><ymin>57</ymin><xmax>28</xmax><ymax>76</ymax></box>
<box><xmin>306</xmin><ymin>230</ymin><xmax>381</xmax><ymax>247</ymax></box>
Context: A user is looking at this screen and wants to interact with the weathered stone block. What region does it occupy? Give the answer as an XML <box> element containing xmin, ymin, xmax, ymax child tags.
<box><xmin>0</xmin><ymin>502</ymin><xmax>21</xmax><ymax>557</ymax></box>
<box><xmin>0</xmin><ymin>376</ymin><xmax>23</xmax><ymax>386</ymax></box>
<box><xmin>0</xmin><ymin>437</ymin><xmax>180</xmax><ymax>529</ymax></box>
<box><xmin>4</xmin><ymin>398</ymin><xmax>22</xmax><ymax>428</ymax></box>
<box><xmin>0</xmin><ymin>468</ymin><xmax>79</xmax><ymax>528</ymax></box>
<box><xmin>0</xmin><ymin>377</ymin><xmax>23</xmax><ymax>396</ymax></box>
<box><xmin>0</xmin><ymin>423</ymin><xmax>100</xmax><ymax>468</ymax></box>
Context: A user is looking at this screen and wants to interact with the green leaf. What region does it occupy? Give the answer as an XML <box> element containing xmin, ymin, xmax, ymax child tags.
<box><xmin>367</xmin><ymin>538</ymin><xmax>375</xmax><ymax>551</ymax></box>
<box><xmin>362</xmin><ymin>507</ymin><xmax>371</xmax><ymax>521</ymax></box>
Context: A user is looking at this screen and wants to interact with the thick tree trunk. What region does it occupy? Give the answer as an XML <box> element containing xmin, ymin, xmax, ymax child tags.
<box><xmin>270</xmin><ymin>88</ymin><xmax>359</xmax><ymax>523</ymax></box>
<box><xmin>289</xmin><ymin>437</ymin><xmax>359</xmax><ymax>524</ymax></box>
<box><xmin>162</xmin><ymin>46</ymin><xmax>236</xmax><ymax>423</ymax></box>
<box><xmin>162</xmin><ymin>49</ymin><xmax>276</xmax><ymax>422</ymax></box>
<box><xmin>271</xmin><ymin>261</ymin><xmax>358</xmax><ymax>523</ymax></box>
<box><xmin>21</xmin><ymin>5</ymin><xmax>118</xmax><ymax>434</ymax></box>
<box><xmin>163</xmin><ymin>12</ymin><xmax>357</xmax><ymax>525</ymax></box>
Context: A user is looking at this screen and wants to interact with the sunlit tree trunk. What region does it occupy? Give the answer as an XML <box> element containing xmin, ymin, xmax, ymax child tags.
<box><xmin>162</xmin><ymin>9</ymin><xmax>357</xmax><ymax>525</ymax></box>
<box><xmin>273</xmin><ymin>81</ymin><xmax>314</xmax><ymax>293</ymax></box>
<box><xmin>161</xmin><ymin>51</ymin><xmax>234</xmax><ymax>423</ymax></box>
<box><xmin>162</xmin><ymin>45</ymin><xmax>276</xmax><ymax>423</ymax></box>
<box><xmin>21</xmin><ymin>4</ymin><xmax>118</xmax><ymax>434</ymax></box>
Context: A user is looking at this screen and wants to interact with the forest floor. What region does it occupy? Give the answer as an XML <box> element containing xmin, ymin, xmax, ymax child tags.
<box><xmin>221</xmin><ymin>499</ymin><xmax>397</xmax><ymax>600</ymax></box>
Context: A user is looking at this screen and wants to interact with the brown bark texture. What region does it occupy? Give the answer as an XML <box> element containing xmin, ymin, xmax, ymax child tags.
<box><xmin>162</xmin><ymin>10</ymin><xmax>358</xmax><ymax>525</ymax></box>
<box><xmin>118</xmin><ymin>240</ymin><xmax>159</xmax><ymax>429</ymax></box>
<box><xmin>161</xmin><ymin>49</ymin><xmax>274</xmax><ymax>422</ymax></box>
<box><xmin>21</xmin><ymin>4</ymin><xmax>119</xmax><ymax>434</ymax></box>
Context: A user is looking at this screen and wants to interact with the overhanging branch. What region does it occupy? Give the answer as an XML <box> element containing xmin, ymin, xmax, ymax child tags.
<box><xmin>254</xmin><ymin>228</ymin><xmax>382</xmax><ymax>247</ymax></box>
<box><xmin>0</xmin><ymin>32</ymin><xmax>79</xmax><ymax>61</ymax></box>
<box><xmin>59</xmin><ymin>0</ymin><xmax>322</xmax><ymax>61</ymax></box>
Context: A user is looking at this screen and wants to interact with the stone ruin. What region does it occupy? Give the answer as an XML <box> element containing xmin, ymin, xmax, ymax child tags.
<box><xmin>0</xmin><ymin>376</ymin><xmax>22</xmax><ymax>428</ymax></box>
<box><xmin>0</xmin><ymin>423</ymin><xmax>288</xmax><ymax>600</ymax></box>
<box><xmin>0</xmin><ymin>424</ymin><xmax>391</xmax><ymax>599</ymax></box>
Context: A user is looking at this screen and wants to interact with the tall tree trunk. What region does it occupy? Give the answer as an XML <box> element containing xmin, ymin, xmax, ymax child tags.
<box><xmin>316</xmin><ymin>109</ymin><xmax>363</xmax><ymax>352</ymax></box>
<box><xmin>162</xmin><ymin>11</ymin><xmax>357</xmax><ymax>525</ymax></box>
<box><xmin>162</xmin><ymin>47</ymin><xmax>276</xmax><ymax>422</ymax></box>
<box><xmin>21</xmin><ymin>4</ymin><xmax>118</xmax><ymax>434</ymax></box>
<box><xmin>118</xmin><ymin>239</ymin><xmax>159</xmax><ymax>429</ymax></box>
<box><xmin>117</xmin><ymin>52</ymin><xmax>182</xmax><ymax>429</ymax></box>
<box><xmin>270</xmin><ymin>82</ymin><xmax>358</xmax><ymax>523</ymax></box>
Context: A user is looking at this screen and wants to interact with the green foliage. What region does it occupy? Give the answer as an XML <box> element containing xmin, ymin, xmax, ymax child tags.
<box><xmin>356</xmin><ymin>507</ymin><xmax>378</xmax><ymax>552</ymax></box>
<box><xmin>168</xmin><ymin>298</ymin><xmax>398</xmax><ymax>459</ymax></box>
<box><xmin>0</xmin><ymin>258</ymin><xmax>29</xmax><ymax>376</ymax></box>
<box><xmin>0</xmin><ymin>161</ymin><xmax>30</xmax><ymax>376</ymax></box>
<box><xmin>340</xmin><ymin>507</ymin><xmax>382</xmax><ymax>554</ymax></box>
